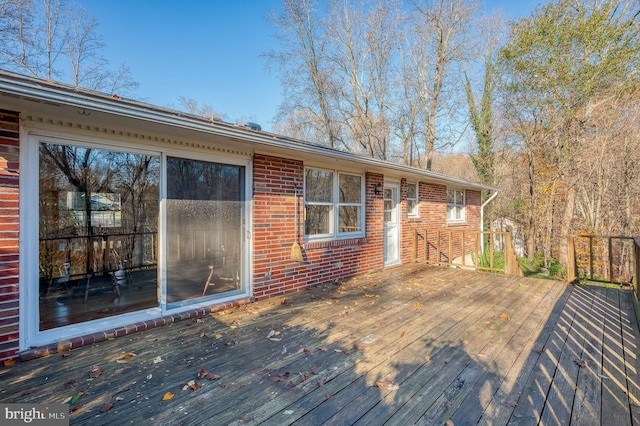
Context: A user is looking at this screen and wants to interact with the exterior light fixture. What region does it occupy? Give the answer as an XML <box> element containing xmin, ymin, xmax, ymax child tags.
<box><xmin>374</xmin><ymin>183</ymin><xmax>383</xmax><ymax>195</ymax></box>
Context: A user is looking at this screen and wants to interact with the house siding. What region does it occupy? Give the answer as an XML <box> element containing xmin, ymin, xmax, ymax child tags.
<box><xmin>0</xmin><ymin>110</ymin><xmax>20</xmax><ymax>362</ymax></box>
<box><xmin>401</xmin><ymin>180</ymin><xmax>481</xmax><ymax>264</ymax></box>
<box><xmin>251</xmin><ymin>154</ymin><xmax>384</xmax><ymax>299</ymax></box>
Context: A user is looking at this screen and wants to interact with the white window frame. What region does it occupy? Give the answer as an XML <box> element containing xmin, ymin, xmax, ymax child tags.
<box><xmin>304</xmin><ymin>167</ymin><xmax>365</xmax><ymax>241</ymax></box>
<box><xmin>446</xmin><ymin>188</ymin><xmax>466</xmax><ymax>222</ymax></box>
<box><xmin>406</xmin><ymin>182</ymin><xmax>419</xmax><ymax>217</ymax></box>
<box><xmin>20</xmin><ymin>126</ymin><xmax>253</xmax><ymax>351</ymax></box>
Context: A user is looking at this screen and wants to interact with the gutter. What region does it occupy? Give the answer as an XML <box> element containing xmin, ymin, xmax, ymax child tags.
<box><xmin>480</xmin><ymin>190</ymin><xmax>499</xmax><ymax>253</ymax></box>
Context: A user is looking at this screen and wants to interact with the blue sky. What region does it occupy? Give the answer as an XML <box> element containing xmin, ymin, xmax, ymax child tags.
<box><xmin>79</xmin><ymin>0</ymin><xmax>541</xmax><ymax>132</ymax></box>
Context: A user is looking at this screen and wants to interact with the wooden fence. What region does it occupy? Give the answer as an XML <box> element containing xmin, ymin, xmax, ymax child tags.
<box><xmin>411</xmin><ymin>228</ymin><xmax>522</xmax><ymax>276</ymax></box>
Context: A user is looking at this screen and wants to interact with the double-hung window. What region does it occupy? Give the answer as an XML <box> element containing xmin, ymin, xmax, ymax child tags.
<box><xmin>446</xmin><ymin>189</ymin><xmax>465</xmax><ymax>222</ymax></box>
<box><xmin>305</xmin><ymin>168</ymin><xmax>364</xmax><ymax>239</ymax></box>
<box><xmin>407</xmin><ymin>182</ymin><xmax>418</xmax><ymax>217</ymax></box>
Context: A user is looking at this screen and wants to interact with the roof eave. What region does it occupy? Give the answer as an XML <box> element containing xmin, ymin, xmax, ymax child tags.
<box><xmin>0</xmin><ymin>71</ymin><xmax>497</xmax><ymax>193</ymax></box>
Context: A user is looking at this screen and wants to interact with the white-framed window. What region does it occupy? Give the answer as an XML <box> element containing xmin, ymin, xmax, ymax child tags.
<box><xmin>406</xmin><ymin>182</ymin><xmax>418</xmax><ymax>217</ymax></box>
<box><xmin>446</xmin><ymin>189</ymin><xmax>465</xmax><ymax>222</ymax></box>
<box><xmin>304</xmin><ymin>168</ymin><xmax>364</xmax><ymax>239</ymax></box>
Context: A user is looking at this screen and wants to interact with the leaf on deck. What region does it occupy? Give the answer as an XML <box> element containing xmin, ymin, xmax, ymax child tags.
<box><xmin>503</xmin><ymin>399</ymin><xmax>518</xmax><ymax>407</ymax></box>
<box><xmin>88</xmin><ymin>368</ymin><xmax>102</xmax><ymax>378</ymax></box>
<box><xmin>100</xmin><ymin>401</ymin><xmax>113</xmax><ymax>413</ymax></box>
<box><xmin>373</xmin><ymin>380</ymin><xmax>399</xmax><ymax>390</ymax></box>
<box><xmin>162</xmin><ymin>392</ymin><xmax>174</xmax><ymax>401</ymax></box>
<box><xmin>574</xmin><ymin>359</ymin><xmax>588</xmax><ymax>368</ymax></box>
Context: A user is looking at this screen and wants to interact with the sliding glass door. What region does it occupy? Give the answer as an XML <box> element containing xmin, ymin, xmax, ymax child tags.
<box><xmin>34</xmin><ymin>138</ymin><xmax>249</xmax><ymax>339</ymax></box>
<box><xmin>165</xmin><ymin>157</ymin><xmax>245</xmax><ymax>307</ymax></box>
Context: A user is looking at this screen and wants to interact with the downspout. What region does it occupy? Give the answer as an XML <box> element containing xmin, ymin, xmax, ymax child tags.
<box><xmin>480</xmin><ymin>191</ymin><xmax>499</xmax><ymax>253</ymax></box>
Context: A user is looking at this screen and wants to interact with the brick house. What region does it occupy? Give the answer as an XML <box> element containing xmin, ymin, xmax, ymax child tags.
<box><xmin>0</xmin><ymin>71</ymin><xmax>496</xmax><ymax>362</ymax></box>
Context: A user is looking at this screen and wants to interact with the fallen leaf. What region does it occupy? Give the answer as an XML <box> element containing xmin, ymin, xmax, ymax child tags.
<box><xmin>61</xmin><ymin>353</ymin><xmax>72</xmax><ymax>358</ymax></box>
<box><xmin>88</xmin><ymin>368</ymin><xmax>102</xmax><ymax>378</ymax></box>
<box><xmin>123</xmin><ymin>352</ymin><xmax>137</xmax><ymax>359</ymax></box>
<box><xmin>70</xmin><ymin>392</ymin><xmax>84</xmax><ymax>404</ymax></box>
<box><xmin>187</xmin><ymin>380</ymin><xmax>202</xmax><ymax>390</ymax></box>
<box><xmin>198</xmin><ymin>367</ymin><xmax>208</xmax><ymax>379</ymax></box>
<box><xmin>115</xmin><ymin>397</ymin><xmax>123</xmax><ymax>402</ymax></box>
<box><xmin>444</xmin><ymin>400</ymin><xmax>453</xmax><ymax>409</ymax></box>
<box><xmin>445</xmin><ymin>420</ymin><xmax>454</xmax><ymax>426</ymax></box>
<box><xmin>400</xmin><ymin>331</ymin><xmax>405</xmax><ymax>338</ymax></box>
<box><xmin>100</xmin><ymin>401</ymin><xmax>113</xmax><ymax>413</ymax></box>
<box><xmin>575</xmin><ymin>359</ymin><xmax>588</xmax><ymax>368</ymax></box>
<box><xmin>3</xmin><ymin>359</ymin><xmax>16</xmax><ymax>367</ymax></box>
<box><xmin>206</xmin><ymin>373</ymin><xmax>222</xmax><ymax>380</ymax></box>
<box><xmin>316</xmin><ymin>378</ymin><xmax>324</xmax><ymax>387</ymax></box>
<box><xmin>301</xmin><ymin>374</ymin><xmax>307</xmax><ymax>382</ymax></box>
<box><xmin>425</xmin><ymin>355</ymin><xmax>431</xmax><ymax>364</ymax></box>
<box><xmin>309</xmin><ymin>368</ymin><xmax>319</xmax><ymax>375</ymax></box>
<box><xmin>200</xmin><ymin>330</ymin><xmax>206</xmax><ymax>338</ymax></box>
<box><xmin>238</xmin><ymin>415</ymin><xmax>248</xmax><ymax>422</ymax></box>
<box><xmin>162</xmin><ymin>392</ymin><xmax>174</xmax><ymax>401</ymax></box>
<box><xmin>500</xmin><ymin>313</ymin><xmax>511</xmax><ymax>321</ymax></box>
<box><xmin>326</xmin><ymin>393</ymin><xmax>333</xmax><ymax>399</ymax></box>
<box><xmin>70</xmin><ymin>405</ymin><xmax>83</xmax><ymax>413</ymax></box>
<box><xmin>317</xmin><ymin>346</ymin><xmax>328</xmax><ymax>352</ymax></box>
<box><xmin>64</xmin><ymin>379</ymin><xmax>76</xmax><ymax>385</ymax></box>
<box><xmin>152</xmin><ymin>356</ymin><xmax>162</xmax><ymax>364</ymax></box>
<box><xmin>146</xmin><ymin>374</ymin><xmax>153</xmax><ymax>380</ymax></box>
<box><xmin>303</xmin><ymin>348</ymin><xmax>314</xmax><ymax>356</ymax></box>
<box><xmin>503</xmin><ymin>399</ymin><xmax>518</xmax><ymax>408</ymax></box>
<box><xmin>219</xmin><ymin>383</ymin><xmax>231</xmax><ymax>388</ymax></box>
<box><xmin>288</xmin><ymin>381</ymin><xmax>296</xmax><ymax>387</ymax></box>
<box><xmin>284</xmin><ymin>410</ymin><xmax>294</xmax><ymax>415</ymax></box>
<box><xmin>532</xmin><ymin>347</ymin><xmax>544</xmax><ymax>355</ymax></box>
<box><xmin>373</xmin><ymin>380</ymin><xmax>399</xmax><ymax>390</ymax></box>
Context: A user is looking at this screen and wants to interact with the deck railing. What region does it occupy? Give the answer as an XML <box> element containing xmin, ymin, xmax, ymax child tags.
<box><xmin>567</xmin><ymin>234</ymin><xmax>638</xmax><ymax>288</ymax></box>
<box><xmin>411</xmin><ymin>228</ymin><xmax>522</xmax><ymax>276</ymax></box>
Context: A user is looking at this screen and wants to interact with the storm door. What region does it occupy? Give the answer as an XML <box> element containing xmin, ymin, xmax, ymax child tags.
<box><xmin>383</xmin><ymin>182</ymin><xmax>400</xmax><ymax>266</ymax></box>
<box><xmin>165</xmin><ymin>157</ymin><xmax>245</xmax><ymax>307</ymax></box>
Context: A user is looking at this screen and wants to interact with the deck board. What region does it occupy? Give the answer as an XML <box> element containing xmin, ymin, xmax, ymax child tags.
<box><xmin>2</xmin><ymin>265</ymin><xmax>640</xmax><ymax>425</ymax></box>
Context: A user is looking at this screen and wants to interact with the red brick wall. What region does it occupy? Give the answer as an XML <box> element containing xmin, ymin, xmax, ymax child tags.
<box><xmin>0</xmin><ymin>110</ymin><xmax>20</xmax><ymax>362</ymax></box>
<box><xmin>251</xmin><ymin>154</ymin><xmax>384</xmax><ymax>299</ymax></box>
<box><xmin>400</xmin><ymin>181</ymin><xmax>482</xmax><ymax>264</ymax></box>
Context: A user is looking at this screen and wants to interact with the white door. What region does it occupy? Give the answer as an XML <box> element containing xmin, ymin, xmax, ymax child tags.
<box><xmin>384</xmin><ymin>182</ymin><xmax>400</xmax><ymax>266</ymax></box>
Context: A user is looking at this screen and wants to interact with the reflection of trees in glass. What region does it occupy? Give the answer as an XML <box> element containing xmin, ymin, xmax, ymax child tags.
<box><xmin>39</xmin><ymin>143</ymin><xmax>159</xmax><ymax>279</ymax></box>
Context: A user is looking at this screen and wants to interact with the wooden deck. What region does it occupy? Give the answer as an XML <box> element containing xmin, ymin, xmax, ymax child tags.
<box><xmin>2</xmin><ymin>265</ymin><xmax>640</xmax><ymax>425</ymax></box>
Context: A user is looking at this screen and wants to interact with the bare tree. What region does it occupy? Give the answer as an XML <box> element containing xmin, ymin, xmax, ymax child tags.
<box><xmin>0</xmin><ymin>0</ymin><xmax>138</xmax><ymax>95</ymax></box>
<box><xmin>178</xmin><ymin>96</ymin><xmax>226</xmax><ymax>122</ymax></box>
<box><xmin>404</xmin><ymin>0</ymin><xmax>479</xmax><ymax>170</ymax></box>
<box><xmin>266</xmin><ymin>0</ymin><xmax>343</xmax><ymax>148</ymax></box>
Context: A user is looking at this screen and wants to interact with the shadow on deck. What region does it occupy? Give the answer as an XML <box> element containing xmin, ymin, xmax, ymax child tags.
<box><xmin>1</xmin><ymin>264</ymin><xmax>639</xmax><ymax>425</ymax></box>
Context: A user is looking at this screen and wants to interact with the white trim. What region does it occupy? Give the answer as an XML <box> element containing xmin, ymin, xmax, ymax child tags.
<box><xmin>383</xmin><ymin>181</ymin><xmax>401</xmax><ymax>266</ymax></box>
<box><xmin>303</xmin><ymin>167</ymin><xmax>365</xmax><ymax>242</ymax></box>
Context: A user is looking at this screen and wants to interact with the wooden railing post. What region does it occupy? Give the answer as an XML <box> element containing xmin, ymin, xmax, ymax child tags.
<box><xmin>567</xmin><ymin>236</ymin><xmax>577</xmax><ymax>282</ymax></box>
<box><xmin>634</xmin><ymin>238</ymin><xmax>640</xmax><ymax>300</ymax></box>
<box><xmin>412</xmin><ymin>228</ymin><xmax>418</xmax><ymax>262</ymax></box>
